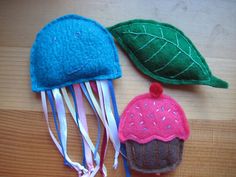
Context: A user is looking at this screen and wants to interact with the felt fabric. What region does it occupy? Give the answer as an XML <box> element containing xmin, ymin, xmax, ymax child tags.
<box><xmin>125</xmin><ymin>138</ymin><xmax>183</xmax><ymax>174</ymax></box>
<box><xmin>108</xmin><ymin>19</ymin><xmax>228</xmax><ymax>88</ymax></box>
<box><xmin>30</xmin><ymin>14</ymin><xmax>121</xmax><ymax>92</ymax></box>
<box><xmin>30</xmin><ymin>14</ymin><xmax>123</xmax><ymax>176</ymax></box>
<box><xmin>119</xmin><ymin>83</ymin><xmax>190</xmax><ymax>144</ymax></box>
<box><xmin>119</xmin><ymin>83</ymin><xmax>189</xmax><ymax>174</ymax></box>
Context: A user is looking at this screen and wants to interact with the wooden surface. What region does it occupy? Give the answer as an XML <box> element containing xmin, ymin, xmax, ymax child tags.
<box><xmin>0</xmin><ymin>0</ymin><xmax>236</xmax><ymax>176</ymax></box>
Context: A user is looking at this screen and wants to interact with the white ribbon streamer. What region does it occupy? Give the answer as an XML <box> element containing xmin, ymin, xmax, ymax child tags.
<box><xmin>95</xmin><ymin>81</ymin><xmax>120</xmax><ymax>168</ymax></box>
<box><xmin>41</xmin><ymin>91</ymin><xmax>88</xmax><ymax>176</ymax></box>
<box><xmin>100</xmin><ymin>80</ymin><xmax>121</xmax><ymax>169</ymax></box>
<box><xmin>73</xmin><ymin>84</ymin><xmax>94</xmax><ymax>172</ymax></box>
<box><xmin>61</xmin><ymin>87</ymin><xmax>107</xmax><ymax>177</ymax></box>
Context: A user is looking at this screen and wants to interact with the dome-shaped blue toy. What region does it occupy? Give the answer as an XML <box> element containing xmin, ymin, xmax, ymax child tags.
<box><xmin>31</xmin><ymin>14</ymin><xmax>121</xmax><ymax>91</ymax></box>
<box><xmin>30</xmin><ymin>15</ymin><xmax>122</xmax><ymax>177</ymax></box>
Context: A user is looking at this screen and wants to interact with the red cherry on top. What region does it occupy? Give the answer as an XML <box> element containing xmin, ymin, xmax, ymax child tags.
<box><xmin>149</xmin><ymin>82</ymin><xmax>163</xmax><ymax>98</ymax></box>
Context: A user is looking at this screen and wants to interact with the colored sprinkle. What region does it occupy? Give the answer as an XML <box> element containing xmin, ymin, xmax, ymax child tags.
<box><xmin>167</xmin><ymin>125</ymin><xmax>171</xmax><ymax>129</ymax></box>
<box><xmin>168</xmin><ymin>109</ymin><xmax>171</xmax><ymax>112</ymax></box>
<box><xmin>162</xmin><ymin>116</ymin><xmax>166</xmax><ymax>121</ymax></box>
<box><xmin>149</xmin><ymin>113</ymin><xmax>154</xmax><ymax>118</ymax></box>
<box><xmin>153</xmin><ymin>122</ymin><xmax>157</xmax><ymax>126</ymax></box>
<box><xmin>139</xmin><ymin>113</ymin><xmax>143</xmax><ymax>117</ymax></box>
<box><xmin>140</xmin><ymin>121</ymin><xmax>144</xmax><ymax>125</ymax></box>
<box><xmin>129</xmin><ymin>122</ymin><xmax>134</xmax><ymax>126</ymax></box>
<box><xmin>161</xmin><ymin>106</ymin><xmax>165</xmax><ymax>111</ymax></box>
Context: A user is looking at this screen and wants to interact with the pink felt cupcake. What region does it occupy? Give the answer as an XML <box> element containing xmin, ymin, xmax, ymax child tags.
<box><xmin>119</xmin><ymin>83</ymin><xmax>190</xmax><ymax>174</ymax></box>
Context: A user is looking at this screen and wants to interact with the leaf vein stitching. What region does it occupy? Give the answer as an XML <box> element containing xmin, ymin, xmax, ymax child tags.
<box><xmin>176</xmin><ymin>33</ymin><xmax>179</xmax><ymax>46</ymax></box>
<box><xmin>143</xmin><ymin>25</ymin><xmax>147</xmax><ymax>33</ymax></box>
<box><xmin>144</xmin><ymin>42</ymin><xmax>168</xmax><ymax>63</ymax></box>
<box><xmin>189</xmin><ymin>46</ymin><xmax>191</xmax><ymax>56</ymax></box>
<box><xmin>160</xmin><ymin>28</ymin><xmax>164</xmax><ymax>38</ymax></box>
<box><xmin>154</xmin><ymin>51</ymin><xmax>181</xmax><ymax>72</ymax></box>
<box><xmin>134</xmin><ymin>37</ymin><xmax>158</xmax><ymax>53</ymax></box>
<box><xmin>170</xmin><ymin>63</ymin><xmax>195</xmax><ymax>78</ymax></box>
<box><xmin>122</xmin><ymin>31</ymin><xmax>207</xmax><ymax>75</ymax></box>
<box><xmin>110</xmin><ymin>28</ymin><xmax>211</xmax><ymax>82</ymax></box>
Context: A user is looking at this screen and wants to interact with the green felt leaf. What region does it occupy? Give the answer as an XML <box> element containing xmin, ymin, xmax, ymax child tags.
<box><xmin>108</xmin><ymin>19</ymin><xmax>228</xmax><ymax>88</ymax></box>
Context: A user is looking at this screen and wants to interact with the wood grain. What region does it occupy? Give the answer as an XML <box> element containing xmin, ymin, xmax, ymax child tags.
<box><xmin>0</xmin><ymin>110</ymin><xmax>236</xmax><ymax>177</ymax></box>
<box><xmin>0</xmin><ymin>0</ymin><xmax>236</xmax><ymax>176</ymax></box>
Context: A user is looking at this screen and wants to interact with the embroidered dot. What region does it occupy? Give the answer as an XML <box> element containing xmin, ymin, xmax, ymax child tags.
<box><xmin>140</xmin><ymin>121</ymin><xmax>144</xmax><ymax>125</ymax></box>
<box><xmin>162</xmin><ymin>116</ymin><xmax>166</xmax><ymax>121</ymax></box>
<box><xmin>129</xmin><ymin>122</ymin><xmax>134</xmax><ymax>126</ymax></box>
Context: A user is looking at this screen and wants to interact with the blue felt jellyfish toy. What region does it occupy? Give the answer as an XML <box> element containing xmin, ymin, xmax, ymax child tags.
<box><xmin>30</xmin><ymin>14</ymin><xmax>123</xmax><ymax>177</ymax></box>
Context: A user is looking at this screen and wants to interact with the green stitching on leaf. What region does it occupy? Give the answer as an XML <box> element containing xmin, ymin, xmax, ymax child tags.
<box><xmin>123</xmin><ymin>31</ymin><xmax>207</xmax><ymax>75</ymax></box>
<box><xmin>154</xmin><ymin>51</ymin><xmax>181</xmax><ymax>72</ymax></box>
<box><xmin>108</xmin><ymin>19</ymin><xmax>228</xmax><ymax>88</ymax></box>
<box><xmin>144</xmin><ymin>42</ymin><xmax>167</xmax><ymax>63</ymax></box>
<box><xmin>170</xmin><ymin>63</ymin><xmax>194</xmax><ymax>78</ymax></box>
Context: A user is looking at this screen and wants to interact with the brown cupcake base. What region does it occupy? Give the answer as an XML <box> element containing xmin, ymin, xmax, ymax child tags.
<box><xmin>125</xmin><ymin>138</ymin><xmax>184</xmax><ymax>174</ymax></box>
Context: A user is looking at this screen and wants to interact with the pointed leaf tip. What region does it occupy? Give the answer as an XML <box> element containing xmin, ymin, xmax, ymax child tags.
<box><xmin>208</xmin><ymin>75</ymin><xmax>228</xmax><ymax>88</ymax></box>
<box><xmin>108</xmin><ymin>19</ymin><xmax>229</xmax><ymax>89</ymax></box>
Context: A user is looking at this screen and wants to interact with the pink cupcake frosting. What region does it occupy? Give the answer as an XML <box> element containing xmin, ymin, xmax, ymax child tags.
<box><xmin>119</xmin><ymin>83</ymin><xmax>190</xmax><ymax>144</ymax></box>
